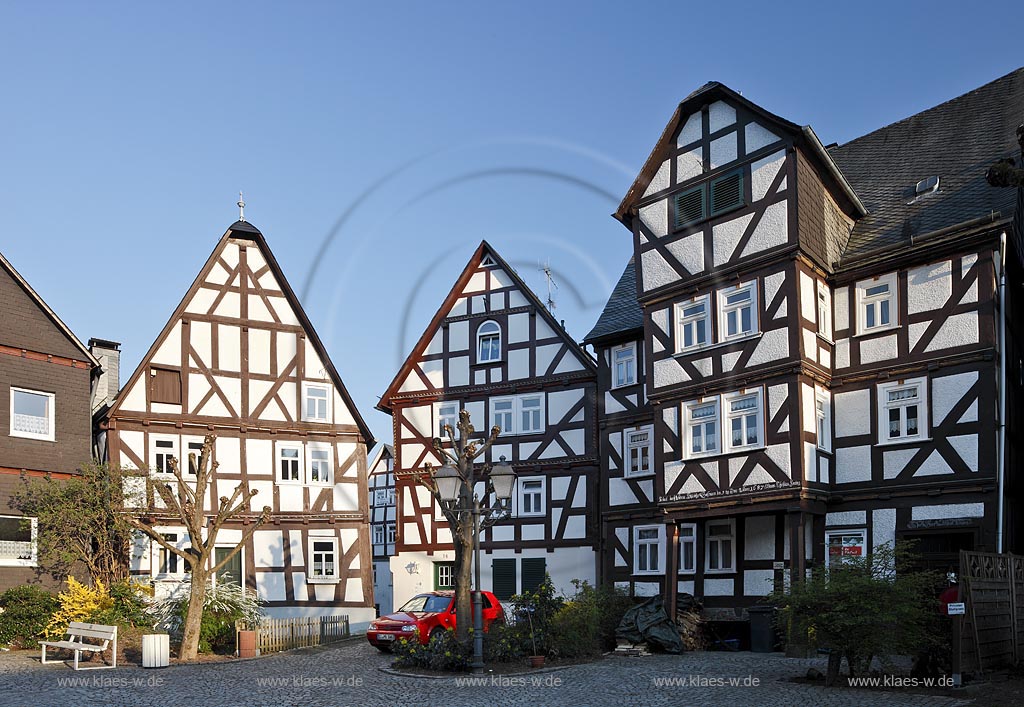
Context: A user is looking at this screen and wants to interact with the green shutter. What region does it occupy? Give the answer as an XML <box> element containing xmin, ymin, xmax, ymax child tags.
<box><xmin>710</xmin><ymin>170</ymin><xmax>744</xmax><ymax>215</ymax></box>
<box><xmin>521</xmin><ymin>558</ymin><xmax>546</xmax><ymax>594</ymax></box>
<box><xmin>673</xmin><ymin>186</ymin><xmax>706</xmax><ymax>229</ymax></box>
<box><xmin>492</xmin><ymin>558</ymin><xmax>517</xmax><ymax>599</ymax></box>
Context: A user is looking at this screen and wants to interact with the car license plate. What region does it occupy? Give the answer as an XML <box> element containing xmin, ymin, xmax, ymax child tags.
<box><xmin>378</xmin><ymin>633</ymin><xmax>395</xmax><ymax>641</ymax></box>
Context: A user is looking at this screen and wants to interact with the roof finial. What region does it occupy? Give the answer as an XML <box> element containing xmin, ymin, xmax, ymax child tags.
<box><xmin>237</xmin><ymin>191</ymin><xmax>246</xmax><ymax>222</ymax></box>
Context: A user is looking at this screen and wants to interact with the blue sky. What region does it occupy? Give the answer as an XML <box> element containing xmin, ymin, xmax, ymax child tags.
<box><xmin>1</xmin><ymin>1</ymin><xmax>1020</xmax><ymax>442</ymax></box>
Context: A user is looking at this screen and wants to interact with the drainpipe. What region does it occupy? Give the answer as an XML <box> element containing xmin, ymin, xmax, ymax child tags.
<box><xmin>997</xmin><ymin>230</ymin><xmax>1007</xmax><ymax>553</ymax></box>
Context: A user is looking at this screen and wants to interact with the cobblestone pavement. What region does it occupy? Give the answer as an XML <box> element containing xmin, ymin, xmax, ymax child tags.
<box><xmin>0</xmin><ymin>640</ymin><xmax>970</xmax><ymax>707</ymax></box>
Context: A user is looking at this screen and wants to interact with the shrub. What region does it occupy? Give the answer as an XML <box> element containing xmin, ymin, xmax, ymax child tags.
<box><xmin>393</xmin><ymin>628</ymin><xmax>472</xmax><ymax>671</ymax></box>
<box><xmin>150</xmin><ymin>578</ymin><xmax>263</xmax><ymax>653</ymax></box>
<box><xmin>507</xmin><ymin>576</ymin><xmax>564</xmax><ymax>656</ymax></box>
<box><xmin>549</xmin><ymin>580</ymin><xmax>633</xmax><ymax>658</ymax></box>
<box><xmin>0</xmin><ymin>585</ymin><xmax>59</xmax><ymax>647</ymax></box>
<box><xmin>46</xmin><ymin>577</ymin><xmax>114</xmax><ymax>638</ymax></box>
<box><xmin>90</xmin><ymin>581</ymin><xmax>155</xmax><ymax>630</ymax></box>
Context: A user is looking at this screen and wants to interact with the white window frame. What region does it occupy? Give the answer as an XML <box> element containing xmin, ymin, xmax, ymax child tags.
<box><xmin>476</xmin><ymin>320</ymin><xmax>502</xmax><ymax>363</ymax></box>
<box><xmin>517</xmin><ymin>394</ymin><xmax>545</xmax><ymax>435</ymax></box>
<box><xmin>611</xmin><ymin>342</ymin><xmax>637</xmax><ymax>388</ymax></box>
<box><xmin>301</xmin><ymin>382</ymin><xmax>332</xmax><ymax>423</ymax></box>
<box><xmin>0</xmin><ymin>515</ymin><xmax>37</xmax><ymax>567</ymax></box>
<box><xmin>633</xmin><ymin>524</ymin><xmax>664</xmax><ymax>576</ymax></box>
<box><xmin>308</xmin><ymin>536</ymin><xmax>340</xmax><ymax>583</ymax></box>
<box><xmin>682</xmin><ymin>397</ymin><xmax>721</xmax><ymax>460</ymax></box>
<box><xmin>184</xmin><ymin>439</ymin><xmax>205</xmax><ymax>476</ymax></box>
<box><xmin>825</xmin><ymin>528</ymin><xmax>868</xmax><ymax>567</ymax></box>
<box><xmin>387</xmin><ymin>523</ymin><xmax>396</xmax><ymax>544</ymax></box>
<box><xmin>678</xmin><ymin>523</ymin><xmax>697</xmax><ymax>574</ymax></box>
<box><xmin>516</xmin><ymin>476</ymin><xmax>545</xmax><ymax>517</ymax></box>
<box><xmin>373</xmin><ymin>524</ymin><xmax>385</xmax><ymax>545</ymax></box>
<box><xmin>705</xmin><ymin>519</ymin><xmax>736</xmax><ymax>574</ymax></box>
<box><xmin>156</xmin><ymin>531</ymin><xmax>187</xmax><ymax>578</ymax></box>
<box><xmin>675</xmin><ymin>294</ymin><xmax>712</xmax><ymax>352</ymax></box>
<box><xmin>434</xmin><ymin>400</ymin><xmax>460</xmax><ymax>440</ymax></box>
<box><xmin>815</xmin><ymin>388</ymin><xmax>832</xmax><ymax>453</ymax></box>
<box><xmin>855</xmin><ymin>272</ymin><xmax>898</xmax><ymax>335</ymax></box>
<box><xmin>151</xmin><ymin>435</ymin><xmax>179</xmax><ymax>476</ymax></box>
<box><xmin>816</xmin><ymin>281</ymin><xmax>832</xmax><ymax>339</ymax></box>
<box><xmin>723</xmin><ymin>388</ymin><xmax>764</xmax><ymax>453</ymax></box>
<box><xmin>277</xmin><ymin>444</ymin><xmax>303</xmax><ymax>483</ymax></box>
<box><xmin>877</xmin><ymin>377</ymin><xmax>928</xmax><ymax>444</ymax></box>
<box><xmin>717</xmin><ymin>280</ymin><xmax>759</xmax><ymax>342</ymax></box>
<box><xmin>624</xmin><ymin>426</ymin><xmax>654</xmax><ymax>477</ymax></box>
<box><xmin>307</xmin><ymin>443</ymin><xmax>333</xmax><ymax>485</ymax></box>
<box><xmin>490</xmin><ymin>396</ymin><xmax>515</xmax><ymax>437</ymax></box>
<box><xmin>9</xmin><ymin>387</ymin><xmax>56</xmax><ymax>442</ymax></box>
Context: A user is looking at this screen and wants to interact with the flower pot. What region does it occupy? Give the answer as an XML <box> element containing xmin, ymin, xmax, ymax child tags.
<box><xmin>529</xmin><ymin>655</ymin><xmax>545</xmax><ymax>669</ymax></box>
<box><xmin>237</xmin><ymin>630</ymin><xmax>257</xmax><ymax>659</ymax></box>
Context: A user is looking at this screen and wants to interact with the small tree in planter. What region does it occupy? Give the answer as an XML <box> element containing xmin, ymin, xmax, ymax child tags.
<box><xmin>770</xmin><ymin>542</ymin><xmax>940</xmax><ymax>686</ymax></box>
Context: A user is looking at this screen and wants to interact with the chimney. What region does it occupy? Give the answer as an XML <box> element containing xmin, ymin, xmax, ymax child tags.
<box><xmin>89</xmin><ymin>338</ymin><xmax>121</xmax><ymax>413</ymax></box>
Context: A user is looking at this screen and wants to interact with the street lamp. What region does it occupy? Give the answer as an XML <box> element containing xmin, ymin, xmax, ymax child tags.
<box><xmin>428</xmin><ymin>417</ymin><xmax>517</xmax><ymax>674</ymax></box>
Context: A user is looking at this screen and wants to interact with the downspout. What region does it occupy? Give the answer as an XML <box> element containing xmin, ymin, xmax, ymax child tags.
<box><xmin>997</xmin><ymin>230</ymin><xmax>1008</xmax><ymax>553</ymax></box>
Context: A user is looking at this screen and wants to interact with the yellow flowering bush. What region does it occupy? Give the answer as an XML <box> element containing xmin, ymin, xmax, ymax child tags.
<box><xmin>46</xmin><ymin>576</ymin><xmax>114</xmax><ymax>638</ymax></box>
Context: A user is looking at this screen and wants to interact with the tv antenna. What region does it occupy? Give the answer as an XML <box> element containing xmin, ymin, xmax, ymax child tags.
<box><xmin>539</xmin><ymin>260</ymin><xmax>558</xmax><ymax>313</ymax></box>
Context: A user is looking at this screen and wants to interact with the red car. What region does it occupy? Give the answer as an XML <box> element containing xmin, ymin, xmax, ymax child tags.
<box><xmin>366</xmin><ymin>590</ymin><xmax>505</xmax><ymax>651</ymax></box>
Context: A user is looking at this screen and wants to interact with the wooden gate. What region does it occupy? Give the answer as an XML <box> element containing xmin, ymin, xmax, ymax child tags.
<box><xmin>959</xmin><ymin>551</ymin><xmax>1024</xmax><ymax>672</ymax></box>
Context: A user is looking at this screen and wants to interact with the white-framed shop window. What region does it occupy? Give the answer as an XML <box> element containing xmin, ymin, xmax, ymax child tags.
<box><xmin>718</xmin><ymin>280</ymin><xmax>759</xmax><ymax>341</ymax></box>
<box><xmin>825</xmin><ymin>528</ymin><xmax>867</xmax><ymax>567</ymax></box>
<box><xmin>302</xmin><ymin>382</ymin><xmax>332</xmax><ymax>423</ymax></box>
<box><xmin>308</xmin><ymin>536</ymin><xmax>340</xmax><ymax>582</ymax></box>
<box><xmin>278</xmin><ymin>444</ymin><xmax>303</xmax><ymax>483</ymax></box>
<box><xmin>633</xmin><ymin>525</ymin><xmax>664</xmax><ymax>575</ymax></box>
<box><xmin>678</xmin><ymin>523</ymin><xmax>696</xmax><ymax>574</ymax></box>
<box><xmin>9</xmin><ymin>388</ymin><xmax>55</xmax><ymax>441</ymax></box>
<box><xmin>434</xmin><ymin>400</ymin><xmax>460</xmax><ymax>439</ymax></box>
<box><xmin>878</xmin><ymin>377</ymin><xmax>928</xmax><ymax>444</ymax></box>
<box><xmin>307</xmin><ymin>444</ymin><xmax>332</xmax><ymax>485</ymax></box>
<box><xmin>0</xmin><ymin>515</ymin><xmax>37</xmax><ymax>567</ymax></box>
<box><xmin>151</xmin><ymin>435</ymin><xmax>179</xmax><ymax>475</ymax></box>
<box><xmin>516</xmin><ymin>476</ymin><xmax>545</xmax><ymax>517</ymax></box>
<box><xmin>855</xmin><ymin>273</ymin><xmax>898</xmax><ymax>334</ymax></box>
<box><xmin>682</xmin><ymin>397</ymin><xmax>720</xmax><ymax>459</ymax></box>
<box><xmin>705</xmin><ymin>519</ymin><xmax>735</xmax><ymax>573</ymax></box>
<box><xmin>815</xmin><ymin>388</ymin><xmax>832</xmax><ymax>452</ymax></box>
<box><xmin>675</xmin><ymin>295</ymin><xmax>711</xmax><ymax>352</ymax></box>
<box><xmin>612</xmin><ymin>342</ymin><xmax>637</xmax><ymax>388</ymax></box>
<box><xmin>624</xmin><ymin>426</ymin><xmax>654</xmax><ymax>477</ymax></box>
<box><xmin>724</xmin><ymin>389</ymin><xmax>763</xmax><ymax>452</ymax></box>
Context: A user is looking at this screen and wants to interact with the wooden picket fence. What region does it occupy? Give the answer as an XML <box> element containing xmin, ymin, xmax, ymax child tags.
<box><xmin>236</xmin><ymin>615</ymin><xmax>350</xmax><ymax>655</ymax></box>
<box><xmin>958</xmin><ymin>550</ymin><xmax>1024</xmax><ymax>672</ymax></box>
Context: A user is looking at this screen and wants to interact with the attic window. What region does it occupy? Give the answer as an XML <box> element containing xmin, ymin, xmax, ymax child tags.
<box><xmin>674</xmin><ymin>186</ymin><xmax>705</xmax><ymax>229</ymax></box>
<box><xmin>710</xmin><ymin>170</ymin><xmax>744</xmax><ymax>216</ymax></box>
<box><xmin>480</xmin><ymin>254</ymin><xmax>497</xmax><ymax>268</ymax></box>
<box><xmin>914</xmin><ymin>176</ymin><xmax>939</xmax><ymax>196</ymax></box>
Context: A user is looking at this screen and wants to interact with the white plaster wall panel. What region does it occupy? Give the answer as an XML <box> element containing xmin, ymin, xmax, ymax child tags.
<box><xmin>676</xmin><ymin>148</ymin><xmax>703</xmax><ymax>183</ymax></box>
<box><xmin>253</xmin><ymin>530</ymin><xmax>285</xmax><ymax>568</ymax></box>
<box><xmin>196</xmin><ymin>381</ymin><xmax>230</xmax><ymax>417</ymax></box>
<box><xmin>691</xmin><ymin>357</ymin><xmax>713</xmax><ymax>377</ymax></box>
<box><xmin>549</xmin><ymin>475</ymin><xmax>570</xmax><ymax>503</ymax></box>
<box><xmin>605</xmin><ymin>392</ymin><xmax>626</xmax><ymax>414</ymax></box>
<box><xmin>835</xmin><ymin>339</ymin><xmax>850</xmax><ymax>369</ymax></box>
<box><xmin>882</xmin><ymin>447</ymin><xmax>917</xmax><ymax>480</ymax></box>
<box><xmin>189</xmin><ymin>374</ymin><xmax>214</xmax><ymax>411</ymax></box>
<box><xmin>745</xmin><ymin>516</ymin><xmax>775</xmax><ymax>560</ymax></box>
<box><xmin>490</xmin><ymin>268</ymin><xmax>514</xmax><ymax>290</ymax></box>
<box><xmin>662</xmin><ymin>407</ymin><xmax>678</xmax><ymax>448</ymax></box>
<box><xmin>562</xmin><ymin>516</ymin><xmax>586</xmax><ymax>540</ymax></box>
<box><xmin>708</xmin><ymin>101</ymin><xmax>736</xmax><ymax>131</ymax></box>
<box><xmin>467</xmin><ymin>272</ymin><xmax>486</xmax><ymax>292</ymax></box>
<box><xmin>833</xmin><ymin>287</ymin><xmax>849</xmax><ymax>331</ymax></box>
<box><xmin>641</xmin><ymin>249</ymin><xmax>679</xmax><ymax>292</ymax></box>
<box><xmin>712</xmin><ymin>212</ymin><xmax>754</xmax><ymax>266</ymax></box>
<box><xmin>491</xmin><ymin>443</ymin><xmax>513</xmax><ymax>463</ymax></box>
<box><xmin>915</xmin><ymin>450</ymin><xmax>955</xmax><ymax>477</ymax></box>
<box><xmin>614</xmin><ymin>528</ymin><xmax>629</xmax><ymax>566</ymax></box>
<box><xmin>278</xmin><ymin>484</ymin><xmax>304</xmax><ymax>512</ymax></box>
<box><xmin>151</xmin><ymin>322</ymin><xmax>182</xmax><ymax>367</ymax></box>
<box><xmin>339</xmin><ymin>528</ymin><xmax>359</xmax><ymax>559</ymax></box>
<box><xmin>420</xmin><ymin>359</ymin><xmax>444</xmax><ymax>389</ymax></box>
<box><xmin>802</xmin><ymin>330</ymin><xmax>817</xmax><ymax>362</ymax></box>
<box><xmin>247</xmin><ymin>295</ymin><xmax>273</xmax><ymax>323</ymax></box>
<box><xmin>572</xmin><ymin>477</ymin><xmax>586</xmax><ymax>508</ymax></box>
<box><xmin>249</xmin><ymin>329</ymin><xmax>271</xmax><ymax>375</ymax></box>
<box><xmin>270</xmin><ymin>297</ymin><xmax>300</xmax><ymax>326</ymax></box>
<box><xmin>745</xmin><ymin>327</ymin><xmax>789</xmax><ymax>368</ymax></box>
<box><xmin>535</xmin><ymin>318</ymin><xmax>557</xmax><ymax>340</ymax></box>
<box><xmin>744</xmin><ymin>570</ymin><xmax>775</xmax><ymax>597</ymax></box>
<box><xmin>859</xmin><ymin>333</ymin><xmax>898</xmax><ymax>364</ymax></box>
<box><xmin>643</xmin><ymin>160</ymin><xmax>671</xmax><ymax>197</ymax></box>
<box><xmin>948</xmin><ymin>435</ymin><xmax>979</xmax><ymax>472</ymax></box>
<box><xmin>491</xmin><ymin>525</ymin><xmax>514</xmax><ymax>543</ymax></box>
<box><xmin>119</xmin><ymin>380</ymin><xmax>146</xmax><ymax>413</ymax></box>
<box><xmin>751</xmin><ymin>151</ymin><xmax>786</xmax><ymax>202</ymax></box>
<box><xmin>639</xmin><ymin>199</ymin><xmax>668</xmax><ymax>238</ymax></box>
<box><xmin>872</xmin><ymin>508</ymin><xmax>896</xmax><ymax>550</ymax></box>
<box><xmin>804</xmin><ymin>442</ymin><xmax>817</xmax><ymax>483</ymax></box>
<box><xmin>768</xmin><ymin>384</ymin><xmax>788</xmax><ymax>426</ymax></box>
<box><xmin>913</xmin><ymin>503</ymin><xmax>985</xmax><ymax>521</ymax></box>
<box><xmin>333</xmin><ymin>393</ymin><xmax>356</xmax><ymax>426</ymax></box>
<box><xmin>534</xmin><ymin>343</ymin><xmax>559</xmax><ymax>376</ymax></box>
<box><xmin>607</xmin><ymin>432</ymin><xmax>622</xmax><ymax>470</ymax></box>
<box><xmin>291</xmin><ymin>573</ymin><xmax>308</xmax><ymax>601</ymax></box>
<box><xmin>447</xmin><ymin>356</ymin><xmax>469</xmax><ymax>387</ymax></box>
<box><xmin>489</xmin><ymin>292</ymin><xmax>505</xmax><ymax>311</ymax></box>
<box><xmin>633</xmin><ymin>582</ymin><xmax>660</xmax><ymax>597</ymax></box>
<box><xmin>836</xmin><ymin>446</ymin><xmax>871</xmax><ymax>483</ymax></box>
<box><xmin>637</xmin><ymin>479</ymin><xmax>653</xmax><ymax>502</ymax></box>
<box><xmin>217</xmin><ymin>325</ymin><xmax>241</xmax><ymax>372</ymax></box>
<box><xmin>745</xmin><ymin>122</ymin><xmax>780</xmax><ymax>153</ymax></box>
<box><xmin>651</xmin><ymin>308</ymin><xmax>670</xmax><ymax>336</ymax></box>
<box><xmin>745</xmin><ymin>465</ymin><xmax>778</xmax><ymax>487</ymax></box>
<box><xmin>834</xmin><ymin>389</ymin><xmax>871</xmax><ymax>437</ymax></box>
<box><xmin>704</xmin><ymin>578</ymin><xmax>734</xmax><ymax>596</ymax></box>
<box><xmin>961</xmin><ymin>278</ymin><xmax>979</xmax><ymax>305</ymax></box>
<box><xmin>521</xmin><ymin>523</ymin><xmax>545</xmax><ymax>542</ymax></box>
<box><xmin>186</xmin><ymin>288</ymin><xmax>218</xmax><ymax>315</ymax></box>
<box><xmin>256</xmin><ymin>572</ymin><xmax>286</xmax><ymax>602</ymax></box>
<box><xmin>677</xmin><ymin>111</ymin><xmax>702</xmax><ymax>146</ymax></box>
<box><xmin>764</xmin><ymin>443</ymin><xmax>792</xmax><ymax>477</ymax></box>
<box><xmin>710</xmin><ymin>132</ymin><xmax>737</xmax><ymax>169</ymax></box>
<box><xmin>213</xmin><ymin>291</ymin><xmax>241</xmax><ymax>319</ymax></box>
<box><xmin>764</xmin><ymin>271</ymin><xmax>785</xmax><ymax>309</ymax></box>
<box><xmin>663</xmin><ymin>461</ymin><xmax>682</xmax><ymax>494</ymax></box>
<box><xmin>288</xmin><ymin>530</ymin><xmax>304</xmax><ymax>566</ymax></box>
<box><xmin>924</xmin><ymin>312</ymin><xmax>978</xmax><ymax>352</ymax></box>
<box><xmin>801</xmin><ymin>383</ymin><xmax>816</xmax><ymax>433</ymax></box>
<box><xmin>665</xmin><ymin>232</ymin><xmax>704</xmax><ymax>275</ymax></box>
<box><xmin>721</xmin><ymin>351</ymin><xmax>741</xmax><ymax>373</ymax></box>
<box><xmin>654</xmin><ymin>358</ymin><xmax>690</xmax><ymax>388</ymax></box>
<box><xmin>405</xmin><ymin>404</ymin><xmax>434</xmax><ymax>438</ymax></box>
<box><xmin>678</xmin><ymin>580</ymin><xmax>695</xmax><ymax>595</ymax></box>
<box><xmin>799</xmin><ymin>271</ymin><xmax>816</xmax><ymax>321</ymax></box>
<box><xmin>221</xmin><ymin>243</ymin><xmax>240</xmax><ymax>267</ymax></box>
<box><xmin>560</xmin><ymin>429</ymin><xmax>586</xmax><ymax>455</ymax></box>
<box><xmin>508</xmin><ymin>290</ymin><xmax>528</xmax><ymax>308</ymax></box>
<box><xmin>402</xmin><ymin>522</ymin><xmax>421</xmax><ymax>545</ymax></box>
<box><xmin>508</xmin><ymin>313</ymin><xmax>530</xmax><ymax>344</ymax></box>
<box><xmin>826</xmin><ymin>510</ymin><xmax>867</xmax><ymax>526</ymax></box>
<box><xmin>740</xmin><ymin>200</ymin><xmax>788</xmax><ymax>258</ymax></box>
<box><xmin>246</xmin><ymin>439</ymin><xmax>273</xmax><ymax>476</ymax></box>
<box><xmin>206</xmin><ymin>260</ymin><xmax>231</xmax><ymax>286</ymax></box>
<box><xmin>276</xmin><ymin>332</ymin><xmax>297</xmax><ymax>373</ymax></box>
<box><xmin>819</xmin><ymin>454</ymin><xmax>829</xmax><ymax>484</ymax></box>
<box><xmin>424</xmin><ymin>330</ymin><xmax>443</xmax><ymax>356</ymax></box>
<box><xmin>547</xmin><ymin>390</ymin><xmax>578</xmax><ymax>425</ymax></box>
<box><xmin>215</xmin><ymin>437</ymin><xmax>241</xmax><ymax>475</ymax></box>
<box><xmin>819</xmin><ymin>347</ymin><xmax>831</xmax><ymax>369</ymax></box>
<box><xmin>345</xmin><ymin>578</ymin><xmax>363</xmax><ymax>603</ymax></box>
<box><xmin>304</xmin><ymin>345</ymin><xmax>326</xmax><ymax>381</ymax></box>
<box><xmin>271</xmin><ymin>380</ymin><xmax>293</xmax><ymax>418</ymax></box>
<box><xmin>464</xmin><ymin>400</ymin><xmax>485</xmax><ymax>428</ymax></box>
<box><xmin>500</xmin><ymin>348</ymin><xmax>526</xmax><ymax>381</ymax></box>
<box><xmin>333</xmin><ymin>482</ymin><xmax>360</xmax><ymax>512</ymax></box>
<box><xmin>449</xmin><ymin>320</ymin><xmax>469</xmax><ymax>351</ymax></box>
<box><xmin>554</xmin><ymin>353</ymin><xmax>583</xmax><ymax>374</ymax></box>
<box><xmin>932</xmin><ymin>371</ymin><xmax>978</xmax><ymax>425</ymax></box>
<box><xmin>907</xmin><ymin>260</ymin><xmax>952</xmax><ymax>314</ymax></box>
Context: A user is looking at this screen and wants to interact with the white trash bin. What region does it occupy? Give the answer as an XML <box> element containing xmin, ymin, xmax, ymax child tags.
<box><xmin>142</xmin><ymin>633</ymin><xmax>170</xmax><ymax>668</ymax></box>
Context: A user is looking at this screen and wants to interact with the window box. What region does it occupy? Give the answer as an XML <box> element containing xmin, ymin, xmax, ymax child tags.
<box><xmin>10</xmin><ymin>388</ymin><xmax>55</xmax><ymax>441</ymax></box>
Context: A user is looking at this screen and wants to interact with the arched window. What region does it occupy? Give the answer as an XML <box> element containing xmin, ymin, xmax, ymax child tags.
<box><xmin>477</xmin><ymin>320</ymin><xmax>502</xmax><ymax>363</ymax></box>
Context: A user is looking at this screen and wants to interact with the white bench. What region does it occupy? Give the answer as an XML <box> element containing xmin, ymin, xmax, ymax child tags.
<box><xmin>40</xmin><ymin>621</ymin><xmax>118</xmax><ymax>670</ymax></box>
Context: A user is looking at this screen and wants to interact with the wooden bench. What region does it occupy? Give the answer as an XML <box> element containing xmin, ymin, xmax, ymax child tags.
<box><xmin>40</xmin><ymin>622</ymin><xmax>118</xmax><ymax>670</ymax></box>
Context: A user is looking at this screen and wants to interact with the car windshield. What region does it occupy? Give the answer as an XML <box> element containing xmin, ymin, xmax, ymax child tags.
<box><xmin>399</xmin><ymin>595</ymin><xmax>451</xmax><ymax>613</ymax></box>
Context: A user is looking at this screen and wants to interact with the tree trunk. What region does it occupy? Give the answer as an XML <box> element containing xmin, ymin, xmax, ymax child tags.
<box><xmin>825</xmin><ymin>650</ymin><xmax>842</xmax><ymax>687</ymax></box>
<box><xmin>453</xmin><ymin>509</ymin><xmax>473</xmax><ymax>644</ymax></box>
<box><xmin>179</xmin><ymin>566</ymin><xmax>209</xmax><ymax>661</ymax></box>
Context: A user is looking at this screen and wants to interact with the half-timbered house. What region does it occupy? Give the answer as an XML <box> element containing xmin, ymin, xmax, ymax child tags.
<box><xmin>367</xmin><ymin>442</ymin><xmax>395</xmax><ymax>614</ymax></box>
<box><xmin>377</xmin><ymin>242</ymin><xmax>599</xmax><ymax>608</ymax></box>
<box><xmin>596</xmin><ymin>69</ymin><xmax>1024</xmax><ymax>621</ymax></box>
<box><xmin>97</xmin><ymin>218</ymin><xmax>377</xmax><ymax>625</ymax></box>
<box><xmin>0</xmin><ymin>249</ymin><xmax>100</xmax><ymax>591</ymax></box>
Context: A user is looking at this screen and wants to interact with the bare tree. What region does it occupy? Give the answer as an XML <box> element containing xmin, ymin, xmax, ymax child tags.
<box><xmin>122</xmin><ymin>434</ymin><xmax>270</xmax><ymax>661</ymax></box>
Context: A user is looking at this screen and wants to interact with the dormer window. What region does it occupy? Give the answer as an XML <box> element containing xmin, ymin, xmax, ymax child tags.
<box><xmin>476</xmin><ymin>321</ymin><xmax>502</xmax><ymax>363</ymax></box>
<box><xmin>302</xmin><ymin>383</ymin><xmax>332</xmax><ymax>423</ymax></box>
<box><xmin>672</xmin><ymin>170</ymin><xmax>746</xmax><ymax>231</ymax></box>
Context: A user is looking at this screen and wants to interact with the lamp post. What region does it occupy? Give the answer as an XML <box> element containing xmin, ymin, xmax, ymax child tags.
<box><xmin>423</xmin><ymin>410</ymin><xmax>516</xmax><ymax>673</ymax></box>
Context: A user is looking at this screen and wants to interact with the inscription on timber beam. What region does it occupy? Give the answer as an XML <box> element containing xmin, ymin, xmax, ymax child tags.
<box><xmin>660</xmin><ymin>480</ymin><xmax>801</xmax><ymax>503</ymax></box>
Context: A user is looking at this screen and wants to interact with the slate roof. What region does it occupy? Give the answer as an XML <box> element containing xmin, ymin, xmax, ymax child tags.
<box><xmin>583</xmin><ymin>258</ymin><xmax>643</xmax><ymax>344</ymax></box>
<box><xmin>830</xmin><ymin>67</ymin><xmax>1024</xmax><ymax>263</ymax></box>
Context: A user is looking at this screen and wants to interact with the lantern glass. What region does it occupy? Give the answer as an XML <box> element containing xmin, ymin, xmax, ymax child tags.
<box><xmin>489</xmin><ymin>456</ymin><xmax>516</xmax><ymax>503</ymax></box>
<box><xmin>434</xmin><ymin>463</ymin><xmax>461</xmax><ymax>503</ymax></box>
